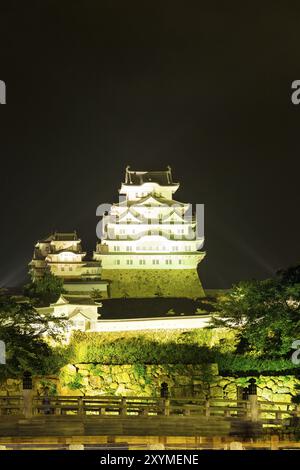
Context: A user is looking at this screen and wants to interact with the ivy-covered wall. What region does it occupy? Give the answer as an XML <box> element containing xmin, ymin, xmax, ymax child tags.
<box><xmin>57</xmin><ymin>363</ymin><xmax>218</xmax><ymax>398</ymax></box>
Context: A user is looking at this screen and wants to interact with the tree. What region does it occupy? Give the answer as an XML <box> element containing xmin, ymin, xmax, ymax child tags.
<box><xmin>211</xmin><ymin>276</ymin><xmax>300</xmax><ymax>357</ymax></box>
<box><xmin>0</xmin><ymin>290</ymin><xmax>67</xmax><ymax>379</ymax></box>
<box><xmin>24</xmin><ymin>271</ymin><xmax>65</xmax><ymax>306</ymax></box>
<box><xmin>90</xmin><ymin>289</ymin><xmax>103</xmax><ymax>302</ymax></box>
<box><xmin>277</xmin><ymin>263</ymin><xmax>300</xmax><ymax>286</ymax></box>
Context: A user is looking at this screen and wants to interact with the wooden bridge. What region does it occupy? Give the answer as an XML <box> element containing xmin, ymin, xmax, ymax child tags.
<box><xmin>0</xmin><ymin>394</ymin><xmax>299</xmax><ymax>449</ymax></box>
<box><xmin>0</xmin><ymin>394</ymin><xmax>298</xmax><ymax>420</ymax></box>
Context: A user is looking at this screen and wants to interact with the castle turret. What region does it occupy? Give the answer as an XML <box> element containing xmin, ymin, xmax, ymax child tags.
<box><xmin>29</xmin><ymin>231</ymin><xmax>101</xmax><ymax>282</ymax></box>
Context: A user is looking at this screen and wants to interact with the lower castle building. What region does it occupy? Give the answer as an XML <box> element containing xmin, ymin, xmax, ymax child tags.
<box><xmin>29</xmin><ymin>231</ymin><xmax>107</xmax><ymax>296</ymax></box>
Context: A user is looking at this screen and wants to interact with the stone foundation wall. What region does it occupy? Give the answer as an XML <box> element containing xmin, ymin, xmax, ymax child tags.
<box><xmin>56</xmin><ymin>363</ymin><xmax>218</xmax><ymax>398</ymax></box>
<box><xmin>1</xmin><ymin>365</ymin><xmax>299</xmax><ymax>411</ymax></box>
<box><xmin>101</xmin><ymin>269</ymin><xmax>205</xmax><ymax>299</ymax></box>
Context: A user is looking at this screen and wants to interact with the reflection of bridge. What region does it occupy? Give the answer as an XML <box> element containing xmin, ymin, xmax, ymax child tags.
<box><xmin>0</xmin><ymin>395</ymin><xmax>299</xmax><ymax>449</ymax></box>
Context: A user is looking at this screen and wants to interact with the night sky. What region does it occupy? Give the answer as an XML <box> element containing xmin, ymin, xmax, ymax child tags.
<box><xmin>0</xmin><ymin>1</ymin><xmax>300</xmax><ymax>289</ymax></box>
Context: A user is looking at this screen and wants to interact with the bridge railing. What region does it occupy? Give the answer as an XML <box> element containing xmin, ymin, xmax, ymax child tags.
<box><xmin>2</xmin><ymin>394</ymin><xmax>300</xmax><ymax>425</ymax></box>
<box><xmin>30</xmin><ymin>395</ymin><xmax>300</xmax><ymax>423</ymax></box>
<box><xmin>0</xmin><ymin>396</ymin><xmax>24</xmax><ymax>416</ymax></box>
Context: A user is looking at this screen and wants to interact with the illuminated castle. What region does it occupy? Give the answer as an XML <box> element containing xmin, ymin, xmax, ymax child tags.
<box><xmin>29</xmin><ymin>168</ymin><xmax>206</xmax><ymax>300</ymax></box>
<box><xmin>94</xmin><ymin>167</ymin><xmax>205</xmax><ymax>298</ymax></box>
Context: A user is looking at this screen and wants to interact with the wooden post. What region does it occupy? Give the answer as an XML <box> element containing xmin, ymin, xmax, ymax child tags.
<box><xmin>249</xmin><ymin>395</ymin><xmax>259</xmax><ymax>422</ymax></box>
<box><xmin>22</xmin><ymin>389</ymin><xmax>33</xmax><ymax>418</ymax></box>
<box><xmin>120</xmin><ymin>397</ymin><xmax>127</xmax><ymax>416</ymax></box>
<box><xmin>241</xmin><ymin>400</ymin><xmax>248</xmax><ymax>419</ymax></box>
<box><xmin>78</xmin><ymin>397</ymin><xmax>84</xmax><ymax>415</ymax></box>
<box><xmin>205</xmin><ymin>400</ymin><xmax>210</xmax><ymax>417</ymax></box>
<box><xmin>54</xmin><ymin>399</ymin><xmax>61</xmax><ymax>415</ymax></box>
<box><xmin>163</xmin><ymin>399</ymin><xmax>170</xmax><ymax>416</ymax></box>
<box><xmin>270</xmin><ymin>435</ymin><xmax>279</xmax><ymax>450</ymax></box>
<box><xmin>212</xmin><ymin>437</ymin><xmax>222</xmax><ymax>449</ymax></box>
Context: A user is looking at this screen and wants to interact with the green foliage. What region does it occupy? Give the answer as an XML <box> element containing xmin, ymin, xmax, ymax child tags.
<box><xmin>133</xmin><ymin>363</ymin><xmax>146</xmax><ymax>377</ymax></box>
<box><xmin>216</xmin><ymin>353</ymin><xmax>299</xmax><ymax>375</ymax></box>
<box><xmin>176</xmin><ymin>328</ymin><xmax>238</xmax><ymax>352</ymax></box>
<box><xmin>90</xmin><ymin>289</ymin><xmax>103</xmax><ymax>302</ymax></box>
<box><xmin>0</xmin><ymin>289</ymin><xmax>68</xmax><ymax>380</ymax></box>
<box><xmin>68</xmin><ymin>329</ymin><xmax>234</xmax><ymax>365</ymax></box>
<box><xmin>39</xmin><ymin>379</ymin><xmax>57</xmax><ymax>396</ymax></box>
<box><xmin>133</xmin><ymin>364</ymin><xmax>152</xmax><ymax>384</ymax></box>
<box><xmin>24</xmin><ymin>272</ymin><xmax>65</xmax><ymax>307</ymax></box>
<box><xmin>277</xmin><ymin>264</ymin><xmax>300</xmax><ymax>286</ymax></box>
<box><xmin>90</xmin><ymin>364</ymin><xmax>104</xmax><ymax>377</ymax></box>
<box><xmin>235</xmin><ymin>377</ymin><xmax>251</xmax><ymax>388</ymax></box>
<box><xmin>211</xmin><ymin>275</ymin><xmax>300</xmax><ymax>357</ymax></box>
<box><xmin>64</xmin><ymin>328</ymin><xmax>300</xmax><ymax>375</ymax></box>
<box><xmin>67</xmin><ymin>372</ymin><xmax>84</xmax><ymax>390</ymax></box>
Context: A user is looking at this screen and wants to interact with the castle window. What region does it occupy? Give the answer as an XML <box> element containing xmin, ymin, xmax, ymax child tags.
<box><xmin>61</xmin><ymin>267</ymin><xmax>64</xmax><ymax>271</ymax></box>
<box><xmin>115</xmin><ymin>260</ymin><xmax>120</xmax><ymax>265</ymax></box>
<box><xmin>139</xmin><ymin>259</ymin><xmax>146</xmax><ymax>265</ymax></box>
<box><xmin>152</xmin><ymin>259</ymin><xmax>159</xmax><ymax>265</ymax></box>
<box><xmin>166</xmin><ymin>260</ymin><xmax>172</xmax><ymax>265</ymax></box>
<box><xmin>126</xmin><ymin>260</ymin><xmax>133</xmax><ymax>265</ymax></box>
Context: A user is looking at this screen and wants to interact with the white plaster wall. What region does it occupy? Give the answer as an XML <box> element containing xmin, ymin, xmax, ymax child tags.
<box><xmin>92</xmin><ymin>315</ymin><xmax>211</xmax><ymax>332</ymax></box>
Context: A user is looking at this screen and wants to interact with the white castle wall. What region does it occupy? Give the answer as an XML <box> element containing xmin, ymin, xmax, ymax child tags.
<box><xmin>92</xmin><ymin>315</ymin><xmax>211</xmax><ymax>332</ymax></box>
